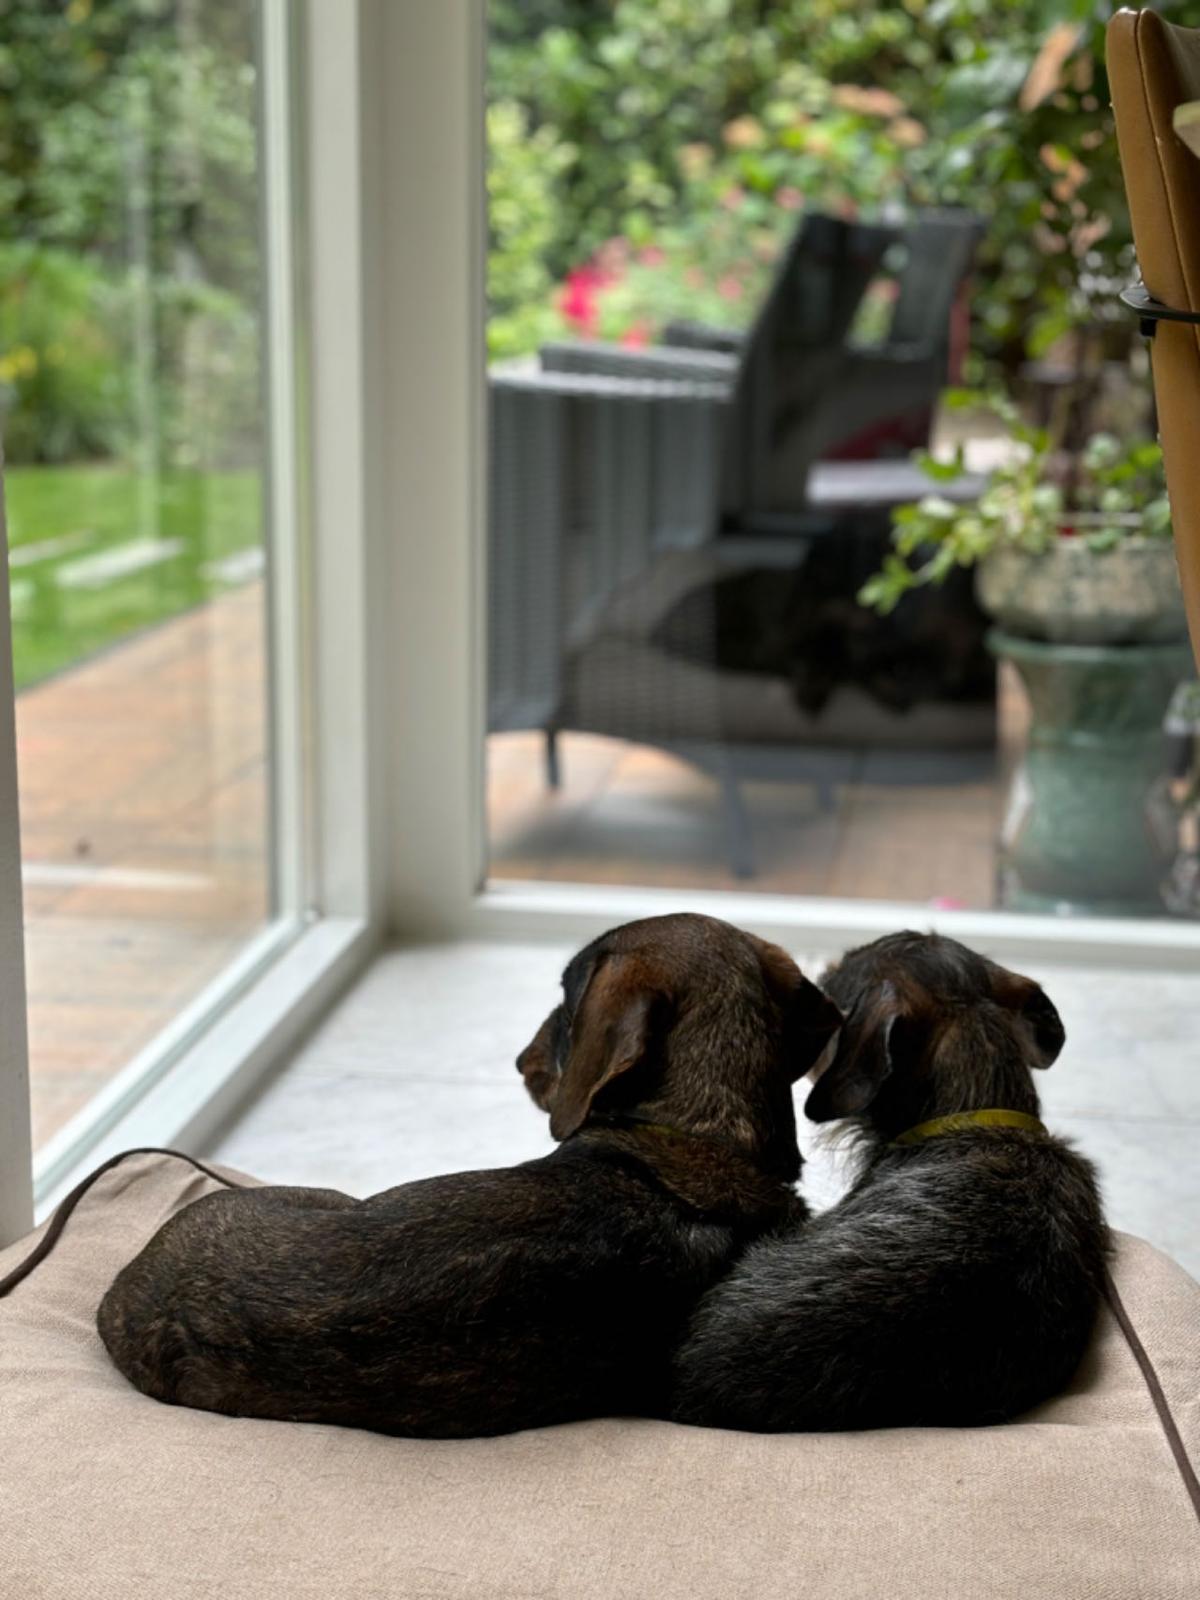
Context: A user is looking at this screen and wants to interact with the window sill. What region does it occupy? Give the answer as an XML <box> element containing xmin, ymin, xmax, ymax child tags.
<box><xmin>35</xmin><ymin>915</ymin><xmax>378</xmax><ymax>1216</ymax></box>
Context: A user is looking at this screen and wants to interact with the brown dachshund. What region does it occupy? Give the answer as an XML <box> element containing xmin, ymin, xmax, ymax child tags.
<box><xmin>672</xmin><ymin>930</ymin><xmax>1109</xmax><ymax>1431</ymax></box>
<box><xmin>96</xmin><ymin>913</ymin><xmax>842</xmax><ymax>1437</ymax></box>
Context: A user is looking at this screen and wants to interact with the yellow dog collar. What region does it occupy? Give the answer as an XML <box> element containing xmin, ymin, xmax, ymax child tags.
<box><xmin>893</xmin><ymin>1109</ymin><xmax>1048</xmax><ymax>1146</ymax></box>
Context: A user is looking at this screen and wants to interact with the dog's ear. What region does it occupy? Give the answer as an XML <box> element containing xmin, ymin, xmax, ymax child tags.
<box><xmin>515</xmin><ymin>1009</ymin><xmax>563</xmax><ymax>1111</ymax></box>
<box><xmin>783</xmin><ymin>976</ymin><xmax>846</xmax><ymax>1083</ymax></box>
<box><xmin>804</xmin><ymin>980</ymin><xmax>900</xmax><ymax>1122</ymax></box>
<box><xmin>549</xmin><ymin>955</ymin><xmax>661</xmax><ymax>1141</ymax></box>
<box><xmin>988</xmin><ymin>964</ymin><xmax>1065</xmax><ymax>1068</ymax></box>
<box><xmin>752</xmin><ymin>938</ymin><xmax>845</xmax><ymax>1082</ymax></box>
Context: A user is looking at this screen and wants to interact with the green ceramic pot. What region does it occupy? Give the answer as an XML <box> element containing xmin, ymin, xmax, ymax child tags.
<box><xmin>989</xmin><ymin>631</ymin><xmax>1192</xmax><ymax>915</ymax></box>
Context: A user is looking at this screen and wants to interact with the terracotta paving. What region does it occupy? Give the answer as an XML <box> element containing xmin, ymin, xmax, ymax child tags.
<box><xmin>17</xmin><ymin>583</ymin><xmax>269</xmax><ymax>1151</ymax></box>
<box><xmin>487</xmin><ymin>668</ymin><xmax>1031</xmax><ymax>905</ymax></box>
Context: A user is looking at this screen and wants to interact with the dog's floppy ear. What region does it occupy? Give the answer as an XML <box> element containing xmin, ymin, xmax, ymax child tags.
<box><xmin>783</xmin><ymin>976</ymin><xmax>845</xmax><ymax>1083</ymax></box>
<box><xmin>549</xmin><ymin>954</ymin><xmax>661</xmax><ymax>1141</ymax></box>
<box><xmin>804</xmin><ymin>981</ymin><xmax>900</xmax><ymax>1122</ymax></box>
<box><xmin>988</xmin><ymin>964</ymin><xmax>1065</xmax><ymax>1068</ymax></box>
<box><xmin>752</xmin><ymin>939</ymin><xmax>845</xmax><ymax>1082</ymax></box>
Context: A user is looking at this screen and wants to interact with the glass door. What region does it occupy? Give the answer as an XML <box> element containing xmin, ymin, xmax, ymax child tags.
<box><xmin>1</xmin><ymin>1</ymin><xmax>302</xmax><ymax>1161</ymax></box>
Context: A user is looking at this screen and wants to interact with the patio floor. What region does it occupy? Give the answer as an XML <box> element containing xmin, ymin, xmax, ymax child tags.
<box><xmin>18</xmin><ymin>582</ymin><xmax>269</xmax><ymax>1150</ymax></box>
<box><xmin>488</xmin><ymin>668</ymin><xmax>1029</xmax><ymax>902</ymax></box>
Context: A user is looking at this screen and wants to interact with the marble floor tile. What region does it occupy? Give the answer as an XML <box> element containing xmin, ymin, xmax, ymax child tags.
<box><xmin>214</xmin><ymin>1069</ymin><xmax>553</xmax><ymax>1198</ymax></box>
<box><xmin>1050</xmin><ymin>1115</ymin><xmax>1200</xmax><ymax>1279</ymax></box>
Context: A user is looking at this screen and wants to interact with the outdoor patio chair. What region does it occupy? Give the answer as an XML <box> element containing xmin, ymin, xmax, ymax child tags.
<box><xmin>487</xmin><ymin>213</ymin><xmax>992</xmax><ymax>876</ymax></box>
<box><xmin>541</xmin><ymin>207</ymin><xmax>983</xmax><ymax>531</ymax></box>
<box><xmin>1109</xmin><ymin>7</ymin><xmax>1200</xmax><ymax>671</ymax></box>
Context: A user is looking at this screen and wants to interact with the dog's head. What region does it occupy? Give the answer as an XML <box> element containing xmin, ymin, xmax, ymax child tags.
<box><xmin>517</xmin><ymin>914</ymin><xmax>843</xmax><ymax>1176</ymax></box>
<box><xmin>806</xmin><ymin>931</ymin><xmax>1063</xmax><ymax>1136</ymax></box>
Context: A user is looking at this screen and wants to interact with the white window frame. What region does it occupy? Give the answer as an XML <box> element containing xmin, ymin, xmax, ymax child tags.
<box><xmin>0</xmin><ymin>470</ymin><xmax>32</xmax><ymax>1246</ymax></box>
<box><xmin>382</xmin><ymin>3</ymin><xmax>1200</xmax><ymax>978</ymax></box>
<box><xmin>3</xmin><ymin>0</ymin><xmax>1198</xmax><ymax>1244</ymax></box>
<box><xmin>1</xmin><ymin>0</ymin><xmax>395</xmax><ymax>1235</ymax></box>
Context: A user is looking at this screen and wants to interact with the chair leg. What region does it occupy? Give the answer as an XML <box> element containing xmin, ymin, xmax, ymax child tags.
<box><xmin>544</xmin><ymin>728</ymin><xmax>562</xmax><ymax>790</ymax></box>
<box><xmin>719</xmin><ymin>770</ymin><xmax>755</xmax><ymax>879</ymax></box>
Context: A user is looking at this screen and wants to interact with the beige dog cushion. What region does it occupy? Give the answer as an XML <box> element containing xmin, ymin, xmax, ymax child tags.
<box><xmin>2</xmin><ymin>1152</ymin><xmax>1198</xmax><ymax>1600</ymax></box>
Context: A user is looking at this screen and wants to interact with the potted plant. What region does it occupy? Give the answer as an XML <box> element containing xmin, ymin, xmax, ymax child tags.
<box><xmin>859</xmin><ymin>391</ymin><xmax>1194</xmax><ymax>916</ymax></box>
<box><xmin>858</xmin><ymin>389</ymin><xmax>1185</xmax><ymax>643</ymax></box>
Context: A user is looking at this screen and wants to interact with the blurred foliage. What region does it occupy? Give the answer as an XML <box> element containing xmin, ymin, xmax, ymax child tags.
<box><xmin>858</xmin><ymin>388</ymin><xmax>1174</xmax><ymax>614</ymax></box>
<box><xmin>0</xmin><ymin>0</ymin><xmax>260</xmax><ymax>466</ymax></box>
<box><xmin>0</xmin><ymin>244</ymin><xmax>129</xmax><ymax>463</ymax></box>
<box><xmin>0</xmin><ymin>0</ymin><xmax>258</xmax><ymax>293</ymax></box>
<box><xmin>487</xmin><ymin>101</ymin><xmax>573</xmax><ymax>360</ymax></box>
<box><xmin>488</xmin><ymin>0</ymin><xmax>1200</xmax><ymax>376</ymax></box>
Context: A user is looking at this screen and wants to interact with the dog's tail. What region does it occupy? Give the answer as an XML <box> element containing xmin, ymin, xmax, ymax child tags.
<box><xmin>0</xmin><ymin>1148</ymin><xmax>241</xmax><ymax>1299</ymax></box>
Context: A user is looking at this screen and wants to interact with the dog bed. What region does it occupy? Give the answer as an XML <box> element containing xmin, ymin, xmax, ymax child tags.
<box><xmin>1</xmin><ymin>1151</ymin><xmax>1197</xmax><ymax>1600</ymax></box>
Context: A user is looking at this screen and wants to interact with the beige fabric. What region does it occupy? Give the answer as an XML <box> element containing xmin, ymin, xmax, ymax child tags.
<box><xmin>1</xmin><ymin>1152</ymin><xmax>1198</xmax><ymax>1600</ymax></box>
<box><xmin>1109</xmin><ymin>9</ymin><xmax>1200</xmax><ymax>670</ymax></box>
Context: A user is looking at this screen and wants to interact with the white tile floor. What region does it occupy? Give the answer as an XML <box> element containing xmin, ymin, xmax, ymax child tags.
<box><xmin>209</xmin><ymin>939</ymin><xmax>1200</xmax><ymax>1279</ymax></box>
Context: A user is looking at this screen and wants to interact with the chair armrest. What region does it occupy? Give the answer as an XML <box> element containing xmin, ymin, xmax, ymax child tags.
<box><xmin>493</xmin><ymin>367</ymin><xmax>730</xmax><ymax>405</ymax></box>
<box><xmin>662</xmin><ymin>319</ymin><xmax>745</xmax><ymax>354</ymax></box>
<box><xmin>539</xmin><ymin>340</ymin><xmax>736</xmax><ymax>386</ymax></box>
<box><xmin>846</xmin><ymin>340</ymin><xmax>938</xmax><ymax>366</ymax></box>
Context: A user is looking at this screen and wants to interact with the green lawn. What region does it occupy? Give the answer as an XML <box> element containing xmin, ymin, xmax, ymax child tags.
<box><xmin>5</xmin><ymin>464</ymin><xmax>263</xmax><ymax>690</ymax></box>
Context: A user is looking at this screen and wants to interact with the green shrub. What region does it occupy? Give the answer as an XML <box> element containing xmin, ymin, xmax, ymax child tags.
<box><xmin>0</xmin><ymin>244</ymin><xmax>129</xmax><ymax>464</ymax></box>
<box><xmin>558</xmin><ymin>81</ymin><xmax>917</xmax><ymax>346</ymax></box>
<box><xmin>487</xmin><ymin>0</ymin><xmax>1200</xmax><ymax>381</ymax></box>
<box><xmin>487</xmin><ymin>100</ymin><xmax>574</xmax><ymax>361</ymax></box>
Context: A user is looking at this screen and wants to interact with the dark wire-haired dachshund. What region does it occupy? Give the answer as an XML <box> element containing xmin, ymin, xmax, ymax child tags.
<box><xmin>96</xmin><ymin>913</ymin><xmax>842</xmax><ymax>1437</ymax></box>
<box><xmin>672</xmin><ymin>930</ymin><xmax>1109</xmax><ymax>1431</ymax></box>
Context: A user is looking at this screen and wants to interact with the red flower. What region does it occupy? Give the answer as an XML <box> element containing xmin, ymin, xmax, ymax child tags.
<box><xmin>620</xmin><ymin>320</ymin><xmax>652</xmax><ymax>348</ymax></box>
<box><xmin>559</xmin><ymin>266</ymin><xmax>606</xmax><ymax>334</ymax></box>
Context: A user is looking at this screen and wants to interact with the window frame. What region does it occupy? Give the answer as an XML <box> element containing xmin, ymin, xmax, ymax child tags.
<box><xmin>384</xmin><ymin>2</ymin><xmax>1200</xmax><ymax>977</ymax></box>
<box><xmin>0</xmin><ymin>0</ymin><xmax>394</xmax><ymax>1233</ymax></box>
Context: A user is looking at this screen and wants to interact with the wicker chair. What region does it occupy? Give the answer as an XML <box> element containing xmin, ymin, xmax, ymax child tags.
<box><xmin>487</xmin><ymin>212</ymin><xmax>992</xmax><ymax>875</ymax></box>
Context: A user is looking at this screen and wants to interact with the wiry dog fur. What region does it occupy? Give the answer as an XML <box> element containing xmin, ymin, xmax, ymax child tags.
<box><xmin>671</xmin><ymin>931</ymin><xmax>1110</xmax><ymax>1431</ymax></box>
<box><xmin>98</xmin><ymin>913</ymin><xmax>841</xmax><ymax>1438</ymax></box>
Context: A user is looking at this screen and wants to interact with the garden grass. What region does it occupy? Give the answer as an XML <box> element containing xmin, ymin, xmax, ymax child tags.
<box><xmin>5</xmin><ymin>463</ymin><xmax>262</xmax><ymax>690</ymax></box>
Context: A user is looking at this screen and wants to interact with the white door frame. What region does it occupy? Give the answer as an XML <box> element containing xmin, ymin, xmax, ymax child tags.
<box><xmin>0</xmin><ymin>461</ymin><xmax>32</xmax><ymax>1246</ymax></box>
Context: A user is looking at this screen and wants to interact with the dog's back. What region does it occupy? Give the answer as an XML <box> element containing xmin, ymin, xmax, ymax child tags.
<box><xmin>99</xmin><ymin>1138</ymin><xmax>758</xmax><ymax>1436</ymax></box>
<box><xmin>674</xmin><ymin>1129</ymin><xmax>1107</xmax><ymax>1431</ymax></box>
<box><xmin>672</xmin><ymin>931</ymin><xmax>1110</xmax><ymax>1432</ymax></box>
<box><xmin>98</xmin><ymin>914</ymin><xmax>843</xmax><ymax>1438</ymax></box>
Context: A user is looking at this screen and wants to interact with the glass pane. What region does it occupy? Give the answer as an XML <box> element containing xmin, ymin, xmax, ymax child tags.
<box><xmin>2</xmin><ymin>2</ymin><xmax>278</xmax><ymax>1149</ymax></box>
<box><xmin>484</xmin><ymin>3</ymin><xmax>1197</xmax><ymax>920</ymax></box>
